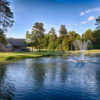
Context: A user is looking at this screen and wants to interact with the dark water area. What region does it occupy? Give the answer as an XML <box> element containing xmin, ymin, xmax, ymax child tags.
<box><xmin>0</xmin><ymin>56</ymin><xmax>100</xmax><ymax>100</ymax></box>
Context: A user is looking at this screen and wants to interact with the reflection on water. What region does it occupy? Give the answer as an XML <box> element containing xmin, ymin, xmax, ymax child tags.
<box><xmin>0</xmin><ymin>57</ymin><xmax>100</xmax><ymax>100</ymax></box>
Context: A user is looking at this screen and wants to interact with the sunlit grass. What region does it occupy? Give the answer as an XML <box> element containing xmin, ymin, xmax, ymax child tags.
<box><xmin>69</xmin><ymin>50</ymin><xmax>100</xmax><ymax>55</ymax></box>
<box><xmin>0</xmin><ymin>52</ymin><xmax>42</xmax><ymax>63</ymax></box>
<box><xmin>0</xmin><ymin>50</ymin><xmax>99</xmax><ymax>63</ymax></box>
<box><xmin>0</xmin><ymin>51</ymin><xmax>66</xmax><ymax>63</ymax></box>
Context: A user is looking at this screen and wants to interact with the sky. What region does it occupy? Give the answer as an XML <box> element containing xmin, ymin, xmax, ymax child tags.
<box><xmin>7</xmin><ymin>0</ymin><xmax>100</xmax><ymax>38</ymax></box>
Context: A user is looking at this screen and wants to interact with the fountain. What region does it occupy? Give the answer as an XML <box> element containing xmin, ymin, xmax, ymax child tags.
<box><xmin>74</xmin><ymin>40</ymin><xmax>91</xmax><ymax>61</ymax></box>
<box><xmin>67</xmin><ymin>40</ymin><xmax>97</xmax><ymax>63</ymax></box>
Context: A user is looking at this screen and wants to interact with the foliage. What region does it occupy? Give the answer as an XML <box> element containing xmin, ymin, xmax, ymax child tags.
<box><xmin>95</xmin><ymin>16</ymin><xmax>100</xmax><ymax>30</ymax></box>
<box><xmin>59</xmin><ymin>25</ymin><xmax>67</xmax><ymax>38</ymax></box>
<box><xmin>48</xmin><ymin>28</ymin><xmax>57</xmax><ymax>50</ymax></box>
<box><xmin>25</xmin><ymin>16</ymin><xmax>100</xmax><ymax>51</ymax></box>
<box><xmin>92</xmin><ymin>30</ymin><xmax>100</xmax><ymax>49</ymax></box>
<box><xmin>68</xmin><ymin>31</ymin><xmax>77</xmax><ymax>50</ymax></box>
<box><xmin>82</xmin><ymin>29</ymin><xmax>94</xmax><ymax>41</ymax></box>
<box><xmin>26</xmin><ymin>22</ymin><xmax>45</xmax><ymax>51</ymax></box>
<box><xmin>0</xmin><ymin>29</ymin><xmax>7</xmax><ymax>45</ymax></box>
<box><xmin>0</xmin><ymin>0</ymin><xmax>13</xmax><ymax>46</ymax></box>
<box><xmin>0</xmin><ymin>0</ymin><xmax>14</xmax><ymax>32</ymax></box>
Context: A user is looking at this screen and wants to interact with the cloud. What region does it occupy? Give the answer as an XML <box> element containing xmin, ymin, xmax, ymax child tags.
<box><xmin>80</xmin><ymin>8</ymin><xmax>100</xmax><ymax>16</ymax></box>
<box><xmin>80</xmin><ymin>12</ymin><xmax>85</xmax><ymax>16</ymax></box>
<box><xmin>88</xmin><ymin>16</ymin><xmax>95</xmax><ymax>21</ymax></box>
<box><xmin>66</xmin><ymin>24</ymin><xmax>78</xmax><ymax>27</ymax></box>
<box><xmin>80</xmin><ymin>16</ymin><xmax>95</xmax><ymax>25</ymax></box>
<box><xmin>81</xmin><ymin>21</ymin><xmax>88</xmax><ymax>25</ymax></box>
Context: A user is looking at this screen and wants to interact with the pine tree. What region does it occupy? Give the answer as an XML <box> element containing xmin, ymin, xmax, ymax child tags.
<box><xmin>0</xmin><ymin>0</ymin><xmax>14</xmax><ymax>32</ymax></box>
<box><xmin>48</xmin><ymin>28</ymin><xmax>57</xmax><ymax>50</ymax></box>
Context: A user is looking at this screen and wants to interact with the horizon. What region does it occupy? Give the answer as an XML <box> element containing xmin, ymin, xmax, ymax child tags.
<box><xmin>7</xmin><ymin>0</ymin><xmax>100</xmax><ymax>38</ymax></box>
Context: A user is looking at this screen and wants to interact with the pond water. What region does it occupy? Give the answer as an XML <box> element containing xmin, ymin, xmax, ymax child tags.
<box><xmin>0</xmin><ymin>56</ymin><xmax>100</xmax><ymax>100</ymax></box>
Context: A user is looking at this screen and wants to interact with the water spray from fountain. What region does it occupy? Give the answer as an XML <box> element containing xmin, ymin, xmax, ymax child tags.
<box><xmin>74</xmin><ymin>40</ymin><xmax>92</xmax><ymax>61</ymax></box>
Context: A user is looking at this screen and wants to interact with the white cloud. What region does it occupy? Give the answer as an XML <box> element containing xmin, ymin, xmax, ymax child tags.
<box><xmin>81</xmin><ymin>21</ymin><xmax>88</xmax><ymax>25</ymax></box>
<box><xmin>66</xmin><ymin>24</ymin><xmax>78</xmax><ymax>27</ymax></box>
<box><xmin>88</xmin><ymin>16</ymin><xmax>95</xmax><ymax>21</ymax></box>
<box><xmin>80</xmin><ymin>7</ymin><xmax>100</xmax><ymax>16</ymax></box>
<box><xmin>80</xmin><ymin>12</ymin><xmax>85</xmax><ymax>16</ymax></box>
<box><xmin>80</xmin><ymin>16</ymin><xmax>95</xmax><ymax>26</ymax></box>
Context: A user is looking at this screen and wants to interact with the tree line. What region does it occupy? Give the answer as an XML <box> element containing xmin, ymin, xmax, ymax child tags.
<box><xmin>0</xmin><ymin>0</ymin><xmax>100</xmax><ymax>52</ymax></box>
<box><xmin>0</xmin><ymin>0</ymin><xmax>14</xmax><ymax>45</ymax></box>
<box><xmin>26</xmin><ymin>17</ymin><xmax>100</xmax><ymax>51</ymax></box>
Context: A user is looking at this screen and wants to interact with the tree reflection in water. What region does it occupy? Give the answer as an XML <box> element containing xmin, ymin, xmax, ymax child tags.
<box><xmin>0</xmin><ymin>57</ymin><xmax>100</xmax><ymax>100</ymax></box>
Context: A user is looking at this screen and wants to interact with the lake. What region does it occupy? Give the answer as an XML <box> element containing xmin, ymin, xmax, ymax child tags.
<box><xmin>0</xmin><ymin>56</ymin><xmax>100</xmax><ymax>100</ymax></box>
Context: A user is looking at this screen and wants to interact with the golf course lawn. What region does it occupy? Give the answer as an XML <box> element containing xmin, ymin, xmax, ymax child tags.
<box><xmin>0</xmin><ymin>50</ymin><xmax>100</xmax><ymax>63</ymax></box>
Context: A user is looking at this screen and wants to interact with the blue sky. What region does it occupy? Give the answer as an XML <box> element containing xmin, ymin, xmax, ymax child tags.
<box><xmin>8</xmin><ymin>0</ymin><xmax>100</xmax><ymax>38</ymax></box>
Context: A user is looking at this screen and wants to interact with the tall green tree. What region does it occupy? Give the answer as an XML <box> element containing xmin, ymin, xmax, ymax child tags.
<box><xmin>0</xmin><ymin>29</ymin><xmax>7</xmax><ymax>45</ymax></box>
<box><xmin>42</xmin><ymin>34</ymin><xmax>49</xmax><ymax>49</ymax></box>
<box><xmin>92</xmin><ymin>29</ymin><xmax>100</xmax><ymax>49</ymax></box>
<box><xmin>90</xmin><ymin>17</ymin><xmax>100</xmax><ymax>49</ymax></box>
<box><xmin>0</xmin><ymin>0</ymin><xmax>14</xmax><ymax>32</ymax></box>
<box><xmin>26</xmin><ymin>30</ymin><xmax>36</xmax><ymax>52</ymax></box>
<box><xmin>32</xmin><ymin>22</ymin><xmax>45</xmax><ymax>51</ymax></box>
<box><xmin>59</xmin><ymin>25</ymin><xmax>67</xmax><ymax>38</ymax></box>
<box><xmin>58</xmin><ymin>25</ymin><xmax>68</xmax><ymax>50</ymax></box>
<box><xmin>0</xmin><ymin>0</ymin><xmax>13</xmax><ymax>45</ymax></box>
<box><xmin>82</xmin><ymin>29</ymin><xmax>94</xmax><ymax>41</ymax></box>
<box><xmin>95</xmin><ymin>16</ymin><xmax>100</xmax><ymax>30</ymax></box>
<box><xmin>48</xmin><ymin>28</ymin><xmax>57</xmax><ymax>50</ymax></box>
<box><xmin>62</xmin><ymin>36</ymin><xmax>69</xmax><ymax>51</ymax></box>
<box><xmin>26</xmin><ymin>22</ymin><xmax>45</xmax><ymax>52</ymax></box>
<box><xmin>68</xmin><ymin>31</ymin><xmax>76</xmax><ymax>50</ymax></box>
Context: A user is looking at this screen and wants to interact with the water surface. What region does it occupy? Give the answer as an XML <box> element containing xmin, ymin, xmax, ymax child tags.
<box><xmin>0</xmin><ymin>56</ymin><xmax>100</xmax><ymax>100</ymax></box>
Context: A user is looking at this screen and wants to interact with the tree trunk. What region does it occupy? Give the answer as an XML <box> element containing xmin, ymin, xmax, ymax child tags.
<box><xmin>71</xmin><ymin>42</ymin><xmax>73</xmax><ymax>50</ymax></box>
<box><xmin>38</xmin><ymin>47</ymin><xmax>40</xmax><ymax>52</ymax></box>
<box><xmin>32</xmin><ymin>46</ymin><xmax>33</xmax><ymax>52</ymax></box>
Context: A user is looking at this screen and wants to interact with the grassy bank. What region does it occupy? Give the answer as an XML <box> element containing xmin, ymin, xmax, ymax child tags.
<box><xmin>0</xmin><ymin>50</ymin><xmax>100</xmax><ymax>63</ymax></box>
<box><xmin>68</xmin><ymin>50</ymin><xmax>100</xmax><ymax>55</ymax></box>
<box><xmin>0</xmin><ymin>52</ymin><xmax>42</xmax><ymax>64</ymax></box>
<box><xmin>0</xmin><ymin>51</ymin><xmax>65</xmax><ymax>63</ymax></box>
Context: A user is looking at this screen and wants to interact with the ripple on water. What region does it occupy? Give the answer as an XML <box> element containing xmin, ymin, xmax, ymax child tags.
<box><xmin>0</xmin><ymin>57</ymin><xmax>100</xmax><ymax>100</ymax></box>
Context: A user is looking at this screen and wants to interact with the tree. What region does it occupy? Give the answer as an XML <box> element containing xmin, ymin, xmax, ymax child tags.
<box><xmin>26</xmin><ymin>22</ymin><xmax>45</xmax><ymax>52</ymax></box>
<box><xmin>42</xmin><ymin>34</ymin><xmax>49</xmax><ymax>49</ymax></box>
<box><xmin>58</xmin><ymin>25</ymin><xmax>68</xmax><ymax>51</ymax></box>
<box><xmin>59</xmin><ymin>25</ymin><xmax>67</xmax><ymax>38</ymax></box>
<box><xmin>0</xmin><ymin>0</ymin><xmax>14</xmax><ymax>32</ymax></box>
<box><xmin>95</xmin><ymin>16</ymin><xmax>100</xmax><ymax>30</ymax></box>
<box><xmin>92</xmin><ymin>30</ymin><xmax>100</xmax><ymax>49</ymax></box>
<box><xmin>92</xmin><ymin>16</ymin><xmax>100</xmax><ymax>49</ymax></box>
<box><xmin>0</xmin><ymin>0</ymin><xmax>13</xmax><ymax>46</ymax></box>
<box><xmin>68</xmin><ymin>31</ymin><xmax>76</xmax><ymax>50</ymax></box>
<box><xmin>62</xmin><ymin>37</ymin><xmax>69</xmax><ymax>51</ymax></box>
<box><xmin>0</xmin><ymin>29</ymin><xmax>7</xmax><ymax>45</ymax></box>
<box><xmin>32</xmin><ymin>22</ymin><xmax>45</xmax><ymax>51</ymax></box>
<box><xmin>48</xmin><ymin>28</ymin><xmax>57</xmax><ymax>50</ymax></box>
<box><xmin>26</xmin><ymin>31</ymin><xmax>31</xmax><ymax>39</ymax></box>
<box><xmin>26</xmin><ymin>30</ymin><xmax>35</xmax><ymax>52</ymax></box>
<box><xmin>33</xmin><ymin>22</ymin><xmax>45</xmax><ymax>36</ymax></box>
<box><xmin>82</xmin><ymin>29</ymin><xmax>94</xmax><ymax>41</ymax></box>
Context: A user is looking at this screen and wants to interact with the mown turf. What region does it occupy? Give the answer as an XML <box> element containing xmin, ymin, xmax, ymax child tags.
<box><xmin>0</xmin><ymin>52</ymin><xmax>42</xmax><ymax>63</ymax></box>
<box><xmin>0</xmin><ymin>50</ymin><xmax>99</xmax><ymax>63</ymax></box>
<box><xmin>68</xmin><ymin>50</ymin><xmax>100</xmax><ymax>55</ymax></box>
<box><xmin>0</xmin><ymin>51</ymin><xmax>66</xmax><ymax>63</ymax></box>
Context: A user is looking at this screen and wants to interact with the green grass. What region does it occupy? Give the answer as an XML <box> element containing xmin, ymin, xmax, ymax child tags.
<box><xmin>0</xmin><ymin>50</ymin><xmax>100</xmax><ymax>63</ymax></box>
<box><xmin>0</xmin><ymin>51</ymin><xmax>66</xmax><ymax>63</ymax></box>
<box><xmin>68</xmin><ymin>50</ymin><xmax>100</xmax><ymax>55</ymax></box>
<box><xmin>0</xmin><ymin>52</ymin><xmax>42</xmax><ymax>63</ymax></box>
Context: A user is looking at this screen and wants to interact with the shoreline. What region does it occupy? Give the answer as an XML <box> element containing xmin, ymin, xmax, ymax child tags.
<box><xmin>0</xmin><ymin>50</ymin><xmax>100</xmax><ymax>64</ymax></box>
<box><xmin>0</xmin><ymin>51</ymin><xmax>66</xmax><ymax>64</ymax></box>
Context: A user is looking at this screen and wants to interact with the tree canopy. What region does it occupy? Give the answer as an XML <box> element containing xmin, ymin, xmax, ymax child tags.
<box><xmin>26</xmin><ymin>16</ymin><xmax>100</xmax><ymax>51</ymax></box>
<box><xmin>0</xmin><ymin>0</ymin><xmax>14</xmax><ymax>45</ymax></box>
<box><xmin>0</xmin><ymin>0</ymin><xmax>14</xmax><ymax>32</ymax></box>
